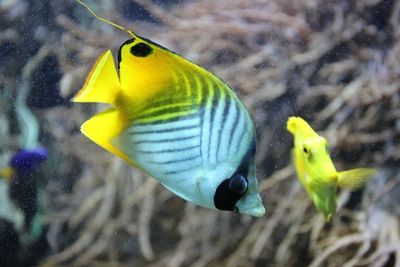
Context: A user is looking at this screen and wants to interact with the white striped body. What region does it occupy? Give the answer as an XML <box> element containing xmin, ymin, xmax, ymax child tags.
<box><xmin>114</xmin><ymin>76</ymin><xmax>256</xmax><ymax>210</ymax></box>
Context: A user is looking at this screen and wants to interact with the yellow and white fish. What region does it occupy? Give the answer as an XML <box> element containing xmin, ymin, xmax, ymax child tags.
<box><xmin>73</xmin><ymin>1</ymin><xmax>265</xmax><ymax>217</ymax></box>
<box><xmin>287</xmin><ymin>116</ymin><xmax>376</xmax><ymax>221</ymax></box>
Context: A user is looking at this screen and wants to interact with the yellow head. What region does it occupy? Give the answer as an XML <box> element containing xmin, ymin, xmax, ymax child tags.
<box><xmin>287</xmin><ymin>117</ymin><xmax>338</xmax><ymax>183</ymax></box>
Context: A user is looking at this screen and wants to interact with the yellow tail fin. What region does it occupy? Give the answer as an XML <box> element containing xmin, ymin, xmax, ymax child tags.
<box><xmin>72</xmin><ymin>50</ymin><xmax>120</xmax><ymax>105</ymax></box>
<box><xmin>80</xmin><ymin>107</ymin><xmax>138</xmax><ymax>168</ymax></box>
<box><xmin>337</xmin><ymin>168</ymin><xmax>376</xmax><ymax>189</ymax></box>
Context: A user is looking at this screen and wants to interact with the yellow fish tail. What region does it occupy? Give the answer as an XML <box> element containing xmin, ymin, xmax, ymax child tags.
<box><xmin>80</xmin><ymin>107</ymin><xmax>138</xmax><ymax>168</ymax></box>
<box><xmin>337</xmin><ymin>168</ymin><xmax>377</xmax><ymax>189</ymax></box>
<box><xmin>72</xmin><ymin>50</ymin><xmax>120</xmax><ymax>105</ymax></box>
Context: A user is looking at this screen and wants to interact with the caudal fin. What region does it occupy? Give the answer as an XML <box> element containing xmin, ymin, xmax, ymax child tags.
<box><xmin>72</xmin><ymin>50</ymin><xmax>120</xmax><ymax>105</ymax></box>
<box><xmin>337</xmin><ymin>168</ymin><xmax>376</xmax><ymax>189</ymax></box>
<box><xmin>80</xmin><ymin>107</ymin><xmax>139</xmax><ymax>168</ymax></box>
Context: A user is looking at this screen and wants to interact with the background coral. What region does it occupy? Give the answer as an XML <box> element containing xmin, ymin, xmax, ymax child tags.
<box><xmin>0</xmin><ymin>0</ymin><xmax>399</xmax><ymax>266</ymax></box>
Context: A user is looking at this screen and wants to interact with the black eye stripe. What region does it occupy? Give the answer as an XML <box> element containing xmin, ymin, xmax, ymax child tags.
<box><xmin>214</xmin><ymin>174</ymin><xmax>248</xmax><ymax>211</ymax></box>
<box><xmin>130</xmin><ymin>42</ymin><xmax>153</xmax><ymax>57</ymax></box>
<box><xmin>214</xmin><ymin>179</ymin><xmax>239</xmax><ymax>211</ymax></box>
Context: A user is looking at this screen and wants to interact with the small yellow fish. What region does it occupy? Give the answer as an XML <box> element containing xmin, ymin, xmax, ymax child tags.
<box><xmin>72</xmin><ymin>1</ymin><xmax>265</xmax><ymax>217</ymax></box>
<box><xmin>287</xmin><ymin>116</ymin><xmax>376</xmax><ymax>221</ymax></box>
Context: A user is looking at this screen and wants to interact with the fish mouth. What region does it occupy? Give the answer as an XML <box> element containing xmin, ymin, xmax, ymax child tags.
<box><xmin>235</xmin><ymin>193</ymin><xmax>266</xmax><ymax>217</ymax></box>
<box><xmin>240</xmin><ymin>205</ymin><xmax>265</xmax><ymax>217</ymax></box>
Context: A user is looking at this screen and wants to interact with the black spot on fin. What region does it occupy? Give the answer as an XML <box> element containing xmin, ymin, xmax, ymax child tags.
<box><xmin>130</xmin><ymin>42</ymin><xmax>153</xmax><ymax>57</ymax></box>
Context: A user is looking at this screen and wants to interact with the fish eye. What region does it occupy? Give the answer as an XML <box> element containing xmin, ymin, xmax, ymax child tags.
<box><xmin>303</xmin><ymin>147</ymin><xmax>309</xmax><ymax>154</ymax></box>
<box><xmin>229</xmin><ymin>174</ymin><xmax>248</xmax><ymax>195</ymax></box>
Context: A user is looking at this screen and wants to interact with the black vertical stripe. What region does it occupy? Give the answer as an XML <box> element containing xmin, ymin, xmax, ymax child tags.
<box><xmin>235</xmin><ymin>111</ymin><xmax>248</xmax><ymax>155</ymax></box>
<box><xmin>174</xmin><ymin>69</ymin><xmax>186</xmax><ymax>94</ymax></box>
<box><xmin>216</xmin><ymin>89</ymin><xmax>229</xmax><ymax>163</ymax></box>
<box><xmin>227</xmin><ymin>101</ymin><xmax>241</xmax><ymax>155</ymax></box>
<box><xmin>197</xmin><ymin>74</ymin><xmax>208</xmax><ymax>163</ymax></box>
<box><xmin>220</xmin><ymin>95</ymin><xmax>233</xmax><ymax>161</ymax></box>
<box><xmin>207</xmin><ymin>82</ymin><xmax>220</xmax><ymax>162</ymax></box>
<box><xmin>185</xmin><ymin>70</ymin><xmax>197</xmax><ymax>100</ymax></box>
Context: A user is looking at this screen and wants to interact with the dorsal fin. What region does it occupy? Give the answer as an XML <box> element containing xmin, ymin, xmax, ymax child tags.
<box><xmin>72</xmin><ymin>50</ymin><xmax>120</xmax><ymax>105</ymax></box>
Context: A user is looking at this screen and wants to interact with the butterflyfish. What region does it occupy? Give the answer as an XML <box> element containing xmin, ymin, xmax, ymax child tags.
<box><xmin>72</xmin><ymin>0</ymin><xmax>265</xmax><ymax>217</ymax></box>
<box><xmin>287</xmin><ymin>116</ymin><xmax>376</xmax><ymax>221</ymax></box>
